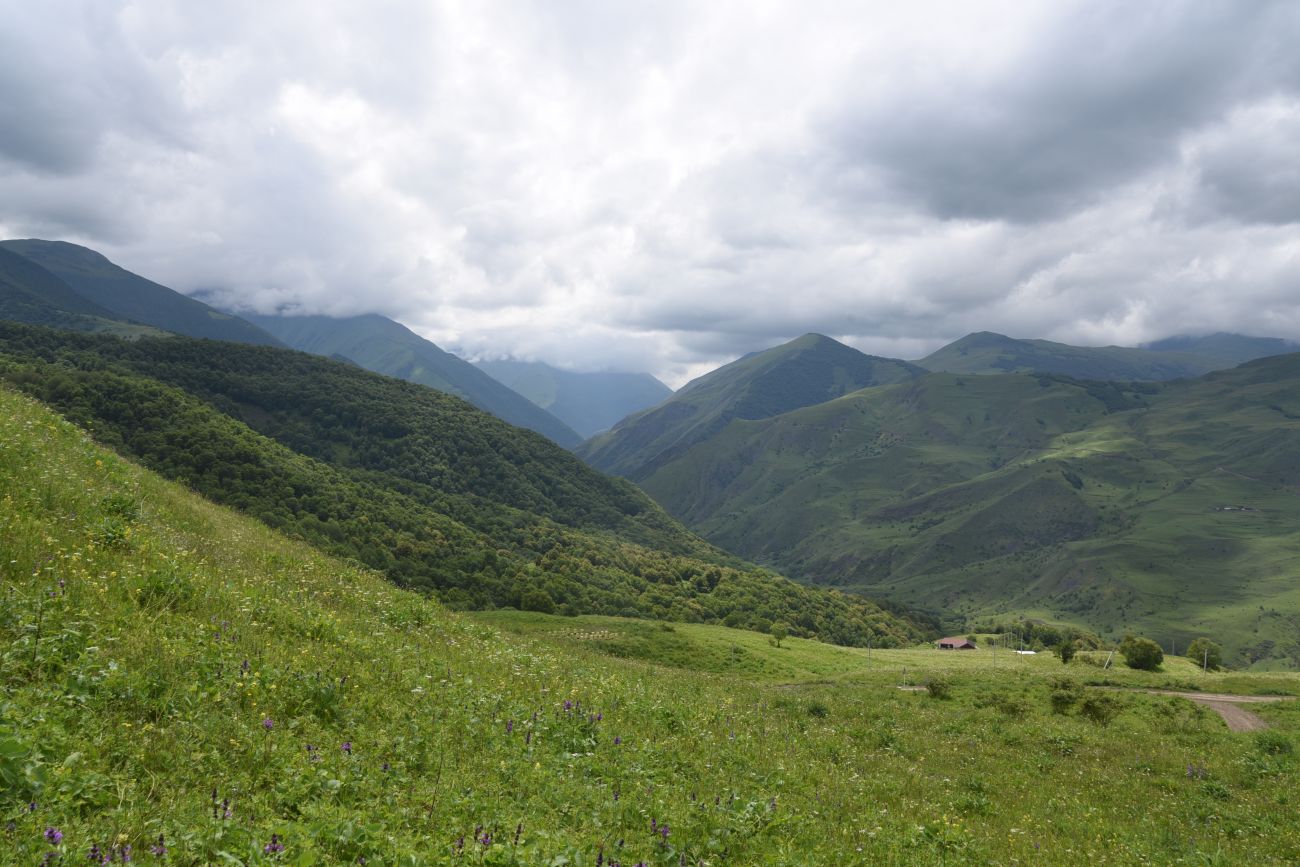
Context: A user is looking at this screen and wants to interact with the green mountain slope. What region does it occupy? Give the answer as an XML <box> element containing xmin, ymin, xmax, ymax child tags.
<box><xmin>0</xmin><ymin>239</ymin><xmax>284</xmax><ymax>347</ymax></box>
<box><xmin>630</xmin><ymin>363</ymin><xmax>1300</xmax><ymax>666</ymax></box>
<box><xmin>917</xmin><ymin>330</ymin><xmax>1296</xmax><ymax>381</ymax></box>
<box><xmin>577</xmin><ymin>333</ymin><xmax>926</xmax><ymax>479</ymax></box>
<box><xmin>475</xmin><ymin>357</ymin><xmax>673</xmax><ymax>438</ymax></box>
<box><xmin>0</xmin><ymin>321</ymin><xmax>930</xmax><ymax>647</ymax></box>
<box><xmin>245</xmin><ymin>312</ymin><xmax>581</xmax><ymax>447</ymax></box>
<box><xmin>0</xmin><ymin>247</ymin><xmax>165</xmax><ymax>338</ymax></box>
<box><xmin>6</xmin><ymin>385</ymin><xmax>1297</xmax><ymax>864</ymax></box>
<box><xmin>1143</xmin><ymin>332</ymin><xmax>1300</xmax><ymax>367</ymax></box>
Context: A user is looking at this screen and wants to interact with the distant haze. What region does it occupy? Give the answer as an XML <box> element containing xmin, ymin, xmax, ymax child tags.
<box><xmin>2</xmin><ymin>1</ymin><xmax>1299</xmax><ymax>386</ymax></box>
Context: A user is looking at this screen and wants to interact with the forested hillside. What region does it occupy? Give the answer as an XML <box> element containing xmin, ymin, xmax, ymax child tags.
<box><xmin>246</xmin><ymin>312</ymin><xmax>582</xmax><ymax>446</ymax></box>
<box><xmin>624</xmin><ymin>364</ymin><xmax>1300</xmax><ymax>666</ymax></box>
<box><xmin>0</xmin><ymin>321</ymin><xmax>932</xmax><ymax>646</ymax></box>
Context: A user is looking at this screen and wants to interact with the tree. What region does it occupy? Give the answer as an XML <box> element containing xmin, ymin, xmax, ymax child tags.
<box><xmin>1186</xmin><ymin>637</ymin><xmax>1222</xmax><ymax>671</ymax></box>
<box><xmin>770</xmin><ymin>622</ymin><xmax>790</xmax><ymax>647</ymax></box>
<box><xmin>1119</xmin><ymin>635</ymin><xmax>1163</xmax><ymax>671</ymax></box>
<box><xmin>1055</xmin><ymin>639</ymin><xmax>1076</xmax><ymax>665</ymax></box>
<box><xmin>520</xmin><ymin>587</ymin><xmax>556</xmax><ymax>614</ymax></box>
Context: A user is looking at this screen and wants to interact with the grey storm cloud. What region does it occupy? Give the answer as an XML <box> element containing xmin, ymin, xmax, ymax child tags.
<box><xmin>1</xmin><ymin>0</ymin><xmax>1299</xmax><ymax>385</ymax></box>
<box><xmin>824</xmin><ymin>1</ymin><xmax>1300</xmax><ymax>223</ymax></box>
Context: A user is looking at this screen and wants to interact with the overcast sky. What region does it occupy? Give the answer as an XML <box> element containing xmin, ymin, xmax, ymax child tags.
<box><xmin>2</xmin><ymin>1</ymin><xmax>1299</xmax><ymax>385</ymax></box>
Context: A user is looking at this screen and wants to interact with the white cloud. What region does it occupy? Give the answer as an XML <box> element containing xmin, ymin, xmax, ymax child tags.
<box><xmin>1</xmin><ymin>0</ymin><xmax>1299</xmax><ymax>386</ymax></box>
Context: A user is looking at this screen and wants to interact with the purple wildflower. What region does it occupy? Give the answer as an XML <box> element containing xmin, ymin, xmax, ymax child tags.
<box><xmin>88</xmin><ymin>844</ymin><xmax>103</xmax><ymax>862</ymax></box>
<box><xmin>506</xmin><ymin>719</ymin><xmax>513</xmax><ymax>734</ymax></box>
<box><xmin>341</xmin><ymin>741</ymin><xmax>352</xmax><ymax>755</ymax></box>
<box><xmin>263</xmin><ymin>718</ymin><xmax>274</xmax><ymax>731</ymax></box>
<box><xmin>563</xmin><ymin>700</ymin><xmax>573</xmax><ymax>711</ymax></box>
<box><xmin>263</xmin><ymin>834</ymin><xmax>284</xmax><ymax>855</ymax></box>
<box><xmin>45</xmin><ymin>827</ymin><xmax>63</xmax><ymax>844</ymax></box>
<box><xmin>613</xmin><ymin>736</ymin><xmax>621</xmax><ymax>746</ymax></box>
<box><xmin>119</xmin><ymin>844</ymin><xmax>132</xmax><ymax>862</ymax></box>
<box><xmin>149</xmin><ymin>834</ymin><xmax>166</xmax><ymax>857</ymax></box>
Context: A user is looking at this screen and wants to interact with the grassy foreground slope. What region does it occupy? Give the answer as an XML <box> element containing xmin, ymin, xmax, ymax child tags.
<box><xmin>4</xmin><ymin>385</ymin><xmax>1300</xmax><ymax>865</ymax></box>
<box><xmin>0</xmin><ymin>322</ymin><xmax>928</xmax><ymax>646</ymax></box>
<box><xmin>636</xmin><ymin>364</ymin><xmax>1300</xmax><ymax>667</ymax></box>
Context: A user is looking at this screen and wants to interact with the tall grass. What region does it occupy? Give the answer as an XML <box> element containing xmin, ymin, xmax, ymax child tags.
<box><xmin>2</xmin><ymin>385</ymin><xmax>1298</xmax><ymax>864</ymax></box>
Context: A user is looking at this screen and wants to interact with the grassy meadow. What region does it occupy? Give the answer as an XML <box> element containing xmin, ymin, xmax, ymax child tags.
<box><xmin>3</xmin><ymin>383</ymin><xmax>1300</xmax><ymax>864</ymax></box>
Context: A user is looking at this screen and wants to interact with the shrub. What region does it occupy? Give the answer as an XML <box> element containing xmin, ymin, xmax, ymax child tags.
<box><xmin>1056</xmin><ymin>639</ymin><xmax>1076</xmax><ymax>665</ymax></box>
<box><xmin>1186</xmin><ymin>637</ymin><xmax>1223</xmax><ymax>671</ymax></box>
<box><xmin>1119</xmin><ymin>635</ymin><xmax>1163</xmax><ymax>671</ymax></box>
<box><xmin>1079</xmin><ymin>693</ymin><xmax>1122</xmax><ymax>726</ymax></box>
<box><xmin>925</xmin><ymin>675</ymin><xmax>952</xmax><ymax>700</ymax></box>
<box><xmin>1254</xmin><ymin>731</ymin><xmax>1293</xmax><ymax>756</ymax></box>
<box><xmin>1048</xmin><ymin>678</ymin><xmax>1081</xmax><ymax>715</ymax></box>
<box><xmin>520</xmin><ymin>587</ymin><xmax>556</xmax><ymax>614</ymax></box>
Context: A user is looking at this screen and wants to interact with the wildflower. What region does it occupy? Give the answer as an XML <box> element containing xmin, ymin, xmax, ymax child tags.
<box><xmin>45</xmin><ymin>827</ymin><xmax>63</xmax><ymax>844</ymax></box>
<box><xmin>524</xmin><ymin>731</ymin><xmax>532</xmax><ymax>745</ymax></box>
<box><xmin>341</xmin><ymin>741</ymin><xmax>352</xmax><ymax>755</ymax></box>
<box><xmin>149</xmin><ymin>834</ymin><xmax>166</xmax><ymax>857</ymax></box>
<box><xmin>506</xmin><ymin>719</ymin><xmax>513</xmax><ymax>734</ymax></box>
<box><xmin>381</xmin><ymin>761</ymin><xmax>391</xmax><ymax>772</ymax></box>
<box><xmin>613</xmin><ymin>736</ymin><xmax>621</xmax><ymax>746</ymax></box>
<box><xmin>263</xmin><ymin>718</ymin><xmax>274</xmax><ymax>731</ymax></box>
<box><xmin>263</xmin><ymin>834</ymin><xmax>284</xmax><ymax>855</ymax></box>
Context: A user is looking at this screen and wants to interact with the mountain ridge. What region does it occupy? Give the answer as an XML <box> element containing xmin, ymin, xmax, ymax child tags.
<box><xmin>577</xmin><ymin>332</ymin><xmax>926</xmax><ymax>479</ymax></box>
<box><xmin>0</xmin><ymin>238</ymin><xmax>284</xmax><ymax>347</ymax></box>
<box><xmin>474</xmin><ymin>356</ymin><xmax>673</xmax><ymax>438</ymax></box>
<box><xmin>245</xmin><ymin>311</ymin><xmax>583</xmax><ymax>447</ymax></box>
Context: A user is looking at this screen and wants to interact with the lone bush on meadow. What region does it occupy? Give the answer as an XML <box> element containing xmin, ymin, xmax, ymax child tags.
<box><xmin>1120</xmin><ymin>635</ymin><xmax>1163</xmax><ymax>671</ymax></box>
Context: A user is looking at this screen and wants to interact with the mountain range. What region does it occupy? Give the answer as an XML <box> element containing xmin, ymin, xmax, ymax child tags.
<box><xmin>916</xmin><ymin>330</ymin><xmax>1296</xmax><ymax>380</ymax></box>
<box><xmin>243</xmin><ymin>311</ymin><xmax>584</xmax><ymax>446</ymax></box>
<box><xmin>580</xmin><ymin>332</ymin><xmax>1300</xmax><ymax>666</ymax></box>
<box><xmin>4</xmin><ymin>235</ymin><xmax>1300</xmax><ymax>665</ymax></box>
<box><xmin>474</xmin><ymin>357</ymin><xmax>673</xmax><ymax>439</ymax></box>
<box><xmin>0</xmin><ymin>239</ymin><xmax>670</xmax><ymax>447</ymax></box>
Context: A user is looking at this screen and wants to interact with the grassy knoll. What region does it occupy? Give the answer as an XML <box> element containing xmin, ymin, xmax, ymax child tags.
<box><xmin>3</xmin><ymin>384</ymin><xmax>1299</xmax><ymax>864</ymax></box>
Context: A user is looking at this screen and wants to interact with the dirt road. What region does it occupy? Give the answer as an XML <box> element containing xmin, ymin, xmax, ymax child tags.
<box><xmin>1134</xmin><ymin>689</ymin><xmax>1294</xmax><ymax>732</ymax></box>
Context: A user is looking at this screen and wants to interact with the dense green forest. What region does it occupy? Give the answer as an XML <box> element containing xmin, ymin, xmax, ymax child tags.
<box><xmin>0</xmin><ymin>321</ymin><xmax>934</xmax><ymax>646</ymax></box>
